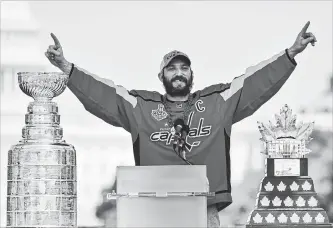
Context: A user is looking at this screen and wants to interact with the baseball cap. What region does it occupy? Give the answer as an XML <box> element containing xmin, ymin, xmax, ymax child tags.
<box><xmin>158</xmin><ymin>50</ymin><xmax>191</xmax><ymax>77</ymax></box>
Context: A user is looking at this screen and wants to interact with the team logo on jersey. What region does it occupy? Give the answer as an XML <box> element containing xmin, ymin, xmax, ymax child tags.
<box><xmin>176</xmin><ymin>103</ymin><xmax>182</xmax><ymax>108</ymax></box>
<box><xmin>150</xmin><ymin>111</ymin><xmax>212</xmax><ymax>152</ymax></box>
<box><xmin>151</xmin><ymin>104</ymin><xmax>168</xmax><ymax>121</ymax></box>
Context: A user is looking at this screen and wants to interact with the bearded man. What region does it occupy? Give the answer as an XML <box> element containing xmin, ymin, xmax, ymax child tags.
<box><xmin>45</xmin><ymin>21</ymin><xmax>316</xmax><ymax>227</ymax></box>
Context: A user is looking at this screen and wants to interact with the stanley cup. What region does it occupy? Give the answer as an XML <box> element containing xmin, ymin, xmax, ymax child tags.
<box><xmin>6</xmin><ymin>72</ymin><xmax>77</xmax><ymax>227</ymax></box>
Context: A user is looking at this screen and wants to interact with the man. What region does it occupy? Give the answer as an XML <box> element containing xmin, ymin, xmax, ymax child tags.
<box><xmin>45</xmin><ymin>21</ymin><xmax>316</xmax><ymax>227</ymax></box>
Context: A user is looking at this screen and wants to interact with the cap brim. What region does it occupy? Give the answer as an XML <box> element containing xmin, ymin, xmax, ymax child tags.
<box><xmin>165</xmin><ymin>54</ymin><xmax>191</xmax><ymax>67</ymax></box>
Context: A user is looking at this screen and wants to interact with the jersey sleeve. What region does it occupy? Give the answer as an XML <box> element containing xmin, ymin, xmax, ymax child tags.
<box><xmin>66</xmin><ymin>64</ymin><xmax>140</xmax><ymax>134</ymax></box>
<box><xmin>220</xmin><ymin>49</ymin><xmax>297</xmax><ymax>124</ymax></box>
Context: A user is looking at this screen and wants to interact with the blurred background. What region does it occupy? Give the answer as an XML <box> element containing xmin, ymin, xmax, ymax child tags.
<box><xmin>1</xmin><ymin>1</ymin><xmax>332</xmax><ymax>227</ymax></box>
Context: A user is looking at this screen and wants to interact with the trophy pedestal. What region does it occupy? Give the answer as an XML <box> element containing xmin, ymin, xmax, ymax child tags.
<box><xmin>246</xmin><ymin>159</ymin><xmax>332</xmax><ymax>227</ymax></box>
<box><xmin>247</xmin><ymin>224</ymin><xmax>333</xmax><ymax>228</ymax></box>
<box><xmin>114</xmin><ymin>165</ymin><xmax>213</xmax><ymax>227</ymax></box>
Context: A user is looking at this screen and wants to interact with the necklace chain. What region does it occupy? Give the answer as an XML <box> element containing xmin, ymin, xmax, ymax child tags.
<box><xmin>161</xmin><ymin>94</ymin><xmax>194</xmax><ymax>128</ymax></box>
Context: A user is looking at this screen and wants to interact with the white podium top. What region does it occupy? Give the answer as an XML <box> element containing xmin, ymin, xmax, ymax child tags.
<box><xmin>116</xmin><ymin>165</ymin><xmax>209</xmax><ymax>194</ymax></box>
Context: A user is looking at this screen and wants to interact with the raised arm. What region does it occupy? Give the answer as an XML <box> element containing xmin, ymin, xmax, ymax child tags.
<box><xmin>45</xmin><ymin>33</ymin><xmax>140</xmax><ymax>134</ymax></box>
<box><xmin>220</xmin><ymin>21</ymin><xmax>317</xmax><ymax>124</ymax></box>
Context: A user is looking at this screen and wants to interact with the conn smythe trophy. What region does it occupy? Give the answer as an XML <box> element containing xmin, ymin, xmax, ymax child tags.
<box><xmin>246</xmin><ymin>104</ymin><xmax>332</xmax><ymax>227</ymax></box>
<box><xmin>6</xmin><ymin>72</ymin><xmax>77</xmax><ymax>227</ymax></box>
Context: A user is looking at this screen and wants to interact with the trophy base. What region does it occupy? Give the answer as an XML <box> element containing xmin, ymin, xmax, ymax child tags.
<box><xmin>246</xmin><ymin>225</ymin><xmax>333</xmax><ymax>228</ymax></box>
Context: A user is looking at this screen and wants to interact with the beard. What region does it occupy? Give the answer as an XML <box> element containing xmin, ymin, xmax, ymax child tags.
<box><xmin>162</xmin><ymin>74</ymin><xmax>193</xmax><ymax>97</ymax></box>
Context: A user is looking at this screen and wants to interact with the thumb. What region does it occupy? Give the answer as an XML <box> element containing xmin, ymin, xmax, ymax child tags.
<box><xmin>302</xmin><ymin>36</ymin><xmax>315</xmax><ymax>45</ymax></box>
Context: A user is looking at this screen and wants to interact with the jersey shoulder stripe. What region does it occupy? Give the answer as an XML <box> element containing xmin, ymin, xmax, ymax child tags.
<box><xmin>129</xmin><ymin>90</ymin><xmax>162</xmax><ymax>103</ymax></box>
<box><xmin>196</xmin><ymin>83</ymin><xmax>231</xmax><ymax>98</ymax></box>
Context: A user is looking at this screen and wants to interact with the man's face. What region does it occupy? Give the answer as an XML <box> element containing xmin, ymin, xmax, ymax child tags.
<box><xmin>161</xmin><ymin>57</ymin><xmax>193</xmax><ymax>97</ymax></box>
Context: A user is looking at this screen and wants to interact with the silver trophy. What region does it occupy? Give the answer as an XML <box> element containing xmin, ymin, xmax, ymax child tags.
<box><xmin>246</xmin><ymin>104</ymin><xmax>331</xmax><ymax>227</ymax></box>
<box><xmin>7</xmin><ymin>72</ymin><xmax>77</xmax><ymax>227</ymax></box>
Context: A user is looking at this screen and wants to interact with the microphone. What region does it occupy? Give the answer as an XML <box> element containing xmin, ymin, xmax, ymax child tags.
<box><xmin>171</xmin><ymin>119</ymin><xmax>193</xmax><ymax>165</ymax></box>
<box><xmin>179</xmin><ymin>124</ymin><xmax>189</xmax><ymax>158</ymax></box>
<box><xmin>173</xmin><ymin>119</ymin><xmax>185</xmax><ymax>133</ymax></box>
<box><xmin>173</xmin><ymin>119</ymin><xmax>184</xmax><ymax>146</ymax></box>
<box><xmin>173</xmin><ymin>119</ymin><xmax>189</xmax><ymax>157</ymax></box>
<box><xmin>174</xmin><ymin>119</ymin><xmax>189</xmax><ymax>138</ymax></box>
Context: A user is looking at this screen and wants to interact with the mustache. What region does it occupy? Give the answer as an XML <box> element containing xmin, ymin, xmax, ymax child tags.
<box><xmin>171</xmin><ymin>75</ymin><xmax>188</xmax><ymax>83</ymax></box>
<box><xmin>162</xmin><ymin>74</ymin><xmax>193</xmax><ymax>97</ymax></box>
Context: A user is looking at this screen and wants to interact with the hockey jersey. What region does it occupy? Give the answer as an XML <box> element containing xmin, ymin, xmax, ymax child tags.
<box><xmin>67</xmin><ymin>49</ymin><xmax>297</xmax><ymax>211</ymax></box>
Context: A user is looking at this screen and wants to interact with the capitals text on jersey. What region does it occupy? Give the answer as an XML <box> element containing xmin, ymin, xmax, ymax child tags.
<box><xmin>149</xmin><ymin>111</ymin><xmax>212</xmax><ymax>152</ymax></box>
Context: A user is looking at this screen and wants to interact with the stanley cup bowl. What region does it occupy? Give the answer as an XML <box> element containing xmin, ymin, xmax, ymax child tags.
<box><xmin>18</xmin><ymin>72</ymin><xmax>69</xmax><ymax>100</ymax></box>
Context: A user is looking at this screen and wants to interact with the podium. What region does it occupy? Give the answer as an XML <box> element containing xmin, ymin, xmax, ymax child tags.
<box><xmin>111</xmin><ymin>165</ymin><xmax>214</xmax><ymax>227</ymax></box>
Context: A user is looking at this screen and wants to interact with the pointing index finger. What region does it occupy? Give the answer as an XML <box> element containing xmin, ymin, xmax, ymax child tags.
<box><xmin>51</xmin><ymin>33</ymin><xmax>61</xmax><ymax>48</ymax></box>
<box><xmin>299</xmin><ymin>21</ymin><xmax>310</xmax><ymax>36</ymax></box>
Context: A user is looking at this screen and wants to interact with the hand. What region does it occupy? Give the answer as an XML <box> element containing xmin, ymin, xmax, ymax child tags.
<box><xmin>288</xmin><ymin>21</ymin><xmax>317</xmax><ymax>59</ymax></box>
<box><xmin>45</xmin><ymin>33</ymin><xmax>72</xmax><ymax>74</ymax></box>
